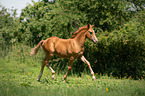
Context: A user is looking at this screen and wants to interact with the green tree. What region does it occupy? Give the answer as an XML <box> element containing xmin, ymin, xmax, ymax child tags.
<box><xmin>0</xmin><ymin>5</ymin><xmax>18</xmax><ymax>43</ymax></box>
<box><xmin>18</xmin><ymin>0</ymin><xmax>137</xmax><ymax>44</ymax></box>
<box><xmin>60</xmin><ymin>0</ymin><xmax>134</xmax><ymax>31</ymax></box>
<box><xmin>0</xmin><ymin>5</ymin><xmax>17</xmax><ymax>28</ymax></box>
<box><xmin>19</xmin><ymin>0</ymin><xmax>85</xmax><ymax>44</ymax></box>
<box><xmin>0</xmin><ymin>5</ymin><xmax>18</xmax><ymax>56</ymax></box>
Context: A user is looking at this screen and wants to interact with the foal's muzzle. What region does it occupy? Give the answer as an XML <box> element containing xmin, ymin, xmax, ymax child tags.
<box><xmin>92</xmin><ymin>39</ymin><xmax>98</xmax><ymax>44</ymax></box>
<box><xmin>93</xmin><ymin>40</ymin><xmax>98</xmax><ymax>43</ymax></box>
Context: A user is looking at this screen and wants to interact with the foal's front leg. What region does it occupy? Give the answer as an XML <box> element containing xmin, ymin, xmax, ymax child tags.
<box><xmin>81</xmin><ymin>55</ymin><xmax>96</xmax><ymax>81</ymax></box>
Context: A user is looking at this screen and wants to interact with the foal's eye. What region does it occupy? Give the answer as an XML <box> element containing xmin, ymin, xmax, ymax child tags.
<box><xmin>90</xmin><ymin>31</ymin><xmax>93</xmax><ymax>34</ymax></box>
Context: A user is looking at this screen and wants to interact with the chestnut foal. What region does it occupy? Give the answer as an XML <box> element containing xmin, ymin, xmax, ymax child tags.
<box><xmin>31</xmin><ymin>24</ymin><xmax>98</xmax><ymax>82</ymax></box>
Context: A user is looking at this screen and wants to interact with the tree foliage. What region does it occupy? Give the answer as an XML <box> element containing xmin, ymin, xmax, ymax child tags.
<box><xmin>0</xmin><ymin>5</ymin><xmax>18</xmax><ymax>47</ymax></box>
<box><xmin>14</xmin><ymin>0</ymin><xmax>138</xmax><ymax>44</ymax></box>
<box><xmin>0</xmin><ymin>5</ymin><xmax>17</xmax><ymax>28</ymax></box>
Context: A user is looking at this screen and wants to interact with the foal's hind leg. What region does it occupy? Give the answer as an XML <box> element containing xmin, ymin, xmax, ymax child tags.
<box><xmin>37</xmin><ymin>58</ymin><xmax>46</xmax><ymax>81</ymax></box>
<box><xmin>45</xmin><ymin>54</ymin><xmax>55</xmax><ymax>79</ymax></box>
<box><xmin>37</xmin><ymin>54</ymin><xmax>55</xmax><ymax>81</ymax></box>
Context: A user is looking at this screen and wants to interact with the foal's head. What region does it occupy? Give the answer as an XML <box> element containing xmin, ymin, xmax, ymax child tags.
<box><xmin>86</xmin><ymin>24</ymin><xmax>98</xmax><ymax>43</ymax></box>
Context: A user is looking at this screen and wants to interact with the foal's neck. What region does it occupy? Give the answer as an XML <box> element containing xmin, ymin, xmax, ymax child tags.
<box><xmin>73</xmin><ymin>31</ymin><xmax>86</xmax><ymax>47</ymax></box>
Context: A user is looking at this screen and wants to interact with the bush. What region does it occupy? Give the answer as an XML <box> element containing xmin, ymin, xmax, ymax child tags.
<box><xmin>79</xmin><ymin>13</ymin><xmax>145</xmax><ymax>79</ymax></box>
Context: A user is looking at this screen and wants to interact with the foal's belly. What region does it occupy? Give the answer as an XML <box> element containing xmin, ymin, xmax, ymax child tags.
<box><xmin>55</xmin><ymin>52</ymin><xmax>71</xmax><ymax>58</ymax></box>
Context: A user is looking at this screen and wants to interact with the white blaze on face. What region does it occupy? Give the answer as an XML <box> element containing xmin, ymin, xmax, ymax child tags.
<box><xmin>93</xmin><ymin>30</ymin><xmax>98</xmax><ymax>43</ymax></box>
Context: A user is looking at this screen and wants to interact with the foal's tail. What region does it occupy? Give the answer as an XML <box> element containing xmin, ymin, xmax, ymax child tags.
<box><xmin>30</xmin><ymin>40</ymin><xmax>44</xmax><ymax>56</ymax></box>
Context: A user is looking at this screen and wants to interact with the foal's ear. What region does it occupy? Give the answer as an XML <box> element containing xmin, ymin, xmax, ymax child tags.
<box><xmin>87</xmin><ymin>23</ymin><xmax>90</xmax><ymax>29</ymax></box>
<box><xmin>92</xmin><ymin>24</ymin><xmax>95</xmax><ymax>27</ymax></box>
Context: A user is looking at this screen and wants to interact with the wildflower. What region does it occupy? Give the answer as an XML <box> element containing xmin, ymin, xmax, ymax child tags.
<box><xmin>106</xmin><ymin>88</ymin><xmax>109</xmax><ymax>92</ymax></box>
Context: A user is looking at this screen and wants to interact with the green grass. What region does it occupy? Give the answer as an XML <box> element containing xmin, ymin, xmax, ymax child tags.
<box><xmin>0</xmin><ymin>44</ymin><xmax>145</xmax><ymax>96</ymax></box>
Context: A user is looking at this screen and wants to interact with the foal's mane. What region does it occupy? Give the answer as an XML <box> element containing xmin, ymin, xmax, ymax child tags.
<box><xmin>71</xmin><ymin>26</ymin><xmax>88</xmax><ymax>39</ymax></box>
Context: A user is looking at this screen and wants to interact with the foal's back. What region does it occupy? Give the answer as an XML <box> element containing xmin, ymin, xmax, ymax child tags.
<box><xmin>42</xmin><ymin>36</ymin><xmax>83</xmax><ymax>58</ymax></box>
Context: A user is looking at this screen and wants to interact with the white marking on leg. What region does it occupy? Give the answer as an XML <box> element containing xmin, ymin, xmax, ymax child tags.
<box><xmin>93</xmin><ymin>75</ymin><xmax>96</xmax><ymax>79</ymax></box>
<box><xmin>81</xmin><ymin>56</ymin><xmax>96</xmax><ymax>81</ymax></box>
<box><xmin>46</xmin><ymin>63</ymin><xmax>55</xmax><ymax>79</ymax></box>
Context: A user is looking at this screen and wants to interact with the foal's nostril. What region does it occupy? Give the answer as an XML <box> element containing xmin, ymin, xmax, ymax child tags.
<box><xmin>94</xmin><ymin>39</ymin><xmax>98</xmax><ymax>43</ymax></box>
<box><xmin>96</xmin><ymin>38</ymin><xmax>98</xmax><ymax>43</ymax></box>
<box><xmin>95</xmin><ymin>40</ymin><xmax>98</xmax><ymax>43</ymax></box>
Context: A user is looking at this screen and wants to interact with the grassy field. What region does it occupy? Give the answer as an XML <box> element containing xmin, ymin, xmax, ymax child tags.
<box><xmin>0</xmin><ymin>44</ymin><xmax>145</xmax><ymax>96</ymax></box>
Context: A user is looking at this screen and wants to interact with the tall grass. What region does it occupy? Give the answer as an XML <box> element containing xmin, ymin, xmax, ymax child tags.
<box><xmin>0</xmin><ymin>44</ymin><xmax>145</xmax><ymax>96</ymax></box>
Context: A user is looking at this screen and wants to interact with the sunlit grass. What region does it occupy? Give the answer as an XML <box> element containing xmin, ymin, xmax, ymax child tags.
<box><xmin>1</xmin><ymin>58</ymin><xmax>145</xmax><ymax>96</ymax></box>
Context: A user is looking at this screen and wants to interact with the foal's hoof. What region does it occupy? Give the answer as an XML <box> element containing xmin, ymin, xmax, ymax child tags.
<box><xmin>92</xmin><ymin>76</ymin><xmax>96</xmax><ymax>81</ymax></box>
<box><xmin>63</xmin><ymin>80</ymin><xmax>66</xmax><ymax>83</ymax></box>
<box><xmin>63</xmin><ymin>78</ymin><xmax>67</xmax><ymax>83</ymax></box>
<box><xmin>51</xmin><ymin>76</ymin><xmax>54</xmax><ymax>80</ymax></box>
<box><xmin>37</xmin><ymin>79</ymin><xmax>40</xmax><ymax>82</ymax></box>
<box><xmin>92</xmin><ymin>78</ymin><xmax>96</xmax><ymax>81</ymax></box>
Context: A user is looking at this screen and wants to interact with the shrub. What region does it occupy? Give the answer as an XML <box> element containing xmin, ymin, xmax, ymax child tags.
<box><xmin>80</xmin><ymin>13</ymin><xmax>145</xmax><ymax>79</ymax></box>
